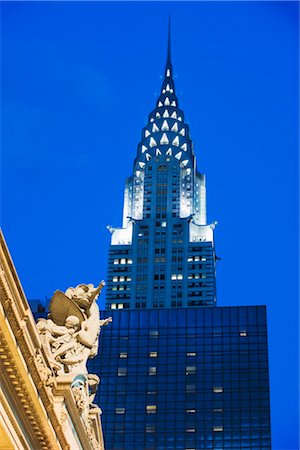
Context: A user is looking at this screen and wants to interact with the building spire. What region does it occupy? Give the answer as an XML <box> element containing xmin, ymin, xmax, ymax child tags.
<box><xmin>165</xmin><ymin>16</ymin><xmax>172</xmax><ymax>78</ymax></box>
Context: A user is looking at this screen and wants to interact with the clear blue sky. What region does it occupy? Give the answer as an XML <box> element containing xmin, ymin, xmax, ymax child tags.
<box><xmin>1</xmin><ymin>2</ymin><xmax>299</xmax><ymax>449</ymax></box>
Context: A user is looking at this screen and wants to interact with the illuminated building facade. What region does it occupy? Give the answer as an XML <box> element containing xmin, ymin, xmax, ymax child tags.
<box><xmin>105</xmin><ymin>28</ymin><xmax>217</xmax><ymax>311</ymax></box>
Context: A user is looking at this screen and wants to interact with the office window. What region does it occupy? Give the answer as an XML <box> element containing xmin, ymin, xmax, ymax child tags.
<box><xmin>213</xmin><ymin>426</ymin><xmax>224</xmax><ymax>432</ymax></box>
<box><xmin>146</xmin><ymin>405</ymin><xmax>157</xmax><ymax>414</ymax></box>
<box><xmin>187</xmin><ymin>352</ymin><xmax>196</xmax><ymax>357</ymax></box>
<box><xmin>149</xmin><ymin>367</ymin><xmax>157</xmax><ymax>375</ymax></box>
<box><xmin>119</xmin><ymin>352</ymin><xmax>128</xmax><ymax>358</ymax></box>
<box><xmin>149</xmin><ymin>352</ymin><xmax>158</xmax><ymax>358</ymax></box>
<box><xmin>213</xmin><ymin>386</ymin><xmax>223</xmax><ymax>393</ymax></box>
<box><xmin>186</xmin><ymin>384</ymin><xmax>196</xmax><ymax>393</ymax></box>
<box><xmin>115</xmin><ymin>408</ymin><xmax>125</xmax><ymax>414</ymax></box>
<box><xmin>146</xmin><ymin>426</ymin><xmax>156</xmax><ymax>433</ymax></box>
<box><xmin>186</xmin><ymin>366</ymin><xmax>196</xmax><ymax>375</ymax></box>
<box><xmin>118</xmin><ymin>368</ymin><xmax>127</xmax><ymax>376</ymax></box>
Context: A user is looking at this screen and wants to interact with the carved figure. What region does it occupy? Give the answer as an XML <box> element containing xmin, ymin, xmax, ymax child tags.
<box><xmin>36</xmin><ymin>281</ymin><xmax>111</xmax><ymax>377</ymax></box>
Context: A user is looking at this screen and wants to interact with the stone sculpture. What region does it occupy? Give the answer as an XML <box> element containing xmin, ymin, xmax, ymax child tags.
<box><xmin>36</xmin><ymin>280</ymin><xmax>112</xmax><ymax>445</ymax></box>
<box><xmin>37</xmin><ymin>281</ymin><xmax>111</xmax><ymax>377</ymax></box>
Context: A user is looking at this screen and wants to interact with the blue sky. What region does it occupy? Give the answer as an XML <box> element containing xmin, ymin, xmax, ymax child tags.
<box><xmin>1</xmin><ymin>2</ymin><xmax>299</xmax><ymax>449</ymax></box>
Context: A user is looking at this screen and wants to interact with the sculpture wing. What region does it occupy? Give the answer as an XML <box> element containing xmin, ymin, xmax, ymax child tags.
<box><xmin>49</xmin><ymin>290</ymin><xmax>86</xmax><ymax>326</ymax></box>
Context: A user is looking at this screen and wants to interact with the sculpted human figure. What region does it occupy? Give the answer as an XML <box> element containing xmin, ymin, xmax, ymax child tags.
<box><xmin>37</xmin><ymin>281</ymin><xmax>111</xmax><ymax>376</ymax></box>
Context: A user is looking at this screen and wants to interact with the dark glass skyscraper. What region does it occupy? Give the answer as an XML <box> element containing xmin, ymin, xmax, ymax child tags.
<box><xmin>90</xmin><ymin>27</ymin><xmax>271</xmax><ymax>450</ymax></box>
<box><xmin>105</xmin><ymin>29</ymin><xmax>216</xmax><ymax>311</ymax></box>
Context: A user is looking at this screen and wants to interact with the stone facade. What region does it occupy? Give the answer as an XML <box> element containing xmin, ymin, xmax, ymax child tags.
<box><xmin>0</xmin><ymin>230</ymin><xmax>105</xmax><ymax>450</ymax></box>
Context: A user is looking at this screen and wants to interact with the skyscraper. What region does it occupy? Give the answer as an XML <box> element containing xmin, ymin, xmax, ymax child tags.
<box><xmin>105</xmin><ymin>26</ymin><xmax>216</xmax><ymax>311</ymax></box>
<box><xmin>91</xmin><ymin>25</ymin><xmax>271</xmax><ymax>450</ymax></box>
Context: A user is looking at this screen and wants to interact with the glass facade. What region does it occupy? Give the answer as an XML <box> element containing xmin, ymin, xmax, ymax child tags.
<box><xmin>90</xmin><ymin>306</ymin><xmax>271</xmax><ymax>450</ymax></box>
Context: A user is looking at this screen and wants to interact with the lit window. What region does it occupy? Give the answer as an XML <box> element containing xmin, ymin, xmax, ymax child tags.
<box><xmin>172</xmin><ymin>136</ymin><xmax>179</xmax><ymax>146</ymax></box>
<box><xmin>186</xmin><ymin>366</ymin><xmax>196</xmax><ymax>375</ymax></box>
<box><xmin>152</xmin><ymin>123</ymin><xmax>159</xmax><ymax>132</ymax></box>
<box><xmin>171</xmin><ymin>100</ymin><xmax>176</xmax><ymax>106</ymax></box>
<box><xmin>164</xmin><ymin>97</ymin><xmax>170</xmax><ymax>106</ymax></box>
<box><xmin>187</xmin><ymin>257</ymin><xmax>193</xmax><ymax>262</ymax></box>
<box><xmin>146</xmin><ymin>405</ymin><xmax>157</xmax><ymax>414</ymax></box>
<box><xmin>118</xmin><ymin>368</ymin><xmax>127</xmax><ymax>376</ymax></box>
<box><xmin>186</xmin><ymin>428</ymin><xmax>196</xmax><ymax>433</ymax></box>
<box><xmin>115</xmin><ymin>408</ymin><xmax>125</xmax><ymax>414</ymax></box>
<box><xmin>141</xmin><ymin>145</ymin><xmax>147</xmax><ymax>153</ymax></box>
<box><xmin>119</xmin><ymin>352</ymin><xmax>127</xmax><ymax>358</ymax></box>
<box><xmin>117</xmin><ymin>304</ymin><xmax>124</xmax><ymax>309</ymax></box>
<box><xmin>171</xmin><ymin>122</ymin><xmax>178</xmax><ymax>132</ymax></box>
<box><xmin>158</xmin><ymin>101</ymin><xmax>163</xmax><ymax>107</ymax></box>
<box><xmin>112</xmin><ymin>276</ymin><xmax>118</xmax><ymax>282</ymax></box>
<box><xmin>177</xmin><ymin>274</ymin><xmax>183</xmax><ymax>280</ymax></box>
<box><xmin>213</xmin><ymin>387</ymin><xmax>223</xmax><ymax>393</ymax></box>
<box><xmin>145</xmin><ymin>130</ymin><xmax>150</xmax><ymax>137</ymax></box>
<box><xmin>171</xmin><ymin>111</ymin><xmax>177</xmax><ymax>119</ymax></box>
<box><xmin>163</xmin><ymin>109</ymin><xmax>169</xmax><ymax>118</ymax></box>
<box><xmin>161</xmin><ymin>120</ymin><xmax>169</xmax><ymax>131</ymax></box>
<box><xmin>240</xmin><ymin>330</ymin><xmax>247</xmax><ymax>337</ymax></box>
<box><xmin>213</xmin><ymin>426</ymin><xmax>223</xmax><ymax>432</ymax></box>
<box><xmin>149</xmin><ymin>352</ymin><xmax>158</xmax><ymax>358</ymax></box>
<box><xmin>166</xmin><ymin>69</ymin><xmax>171</xmax><ymax>77</ymax></box>
<box><xmin>187</xmin><ymin>352</ymin><xmax>197</xmax><ymax>357</ymax></box>
<box><xmin>149</xmin><ymin>330</ymin><xmax>159</xmax><ymax>338</ymax></box>
<box><xmin>111</xmin><ymin>303</ymin><xmax>117</xmax><ymax>309</ymax></box>
<box><xmin>120</xmin><ymin>258</ymin><xmax>126</xmax><ymax>264</ymax></box>
<box><xmin>146</xmin><ymin>426</ymin><xmax>156</xmax><ymax>433</ymax></box>
<box><xmin>175</xmin><ymin>151</ymin><xmax>182</xmax><ymax>160</ymax></box>
<box><xmin>149</xmin><ymin>367</ymin><xmax>157</xmax><ymax>375</ymax></box>
<box><xmin>113</xmin><ymin>259</ymin><xmax>119</xmax><ymax>264</ymax></box>
<box><xmin>150</xmin><ymin>137</ymin><xmax>157</xmax><ymax>147</ymax></box>
<box><xmin>180</xmin><ymin>128</ymin><xmax>185</xmax><ymax>136</ymax></box>
<box><xmin>213</xmin><ymin>408</ymin><xmax>223</xmax><ymax>412</ymax></box>
<box><xmin>127</xmin><ymin>259</ymin><xmax>133</xmax><ymax>264</ymax></box>
<box><xmin>156</xmin><ymin>112</ymin><xmax>161</xmax><ymax>118</ymax></box>
<box><xmin>160</xmin><ymin>133</ymin><xmax>169</xmax><ymax>145</ymax></box>
<box><xmin>161</xmin><ymin>221</ymin><xmax>167</xmax><ymax>227</ymax></box>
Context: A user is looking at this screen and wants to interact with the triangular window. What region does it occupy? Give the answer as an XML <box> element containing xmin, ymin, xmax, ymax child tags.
<box><xmin>175</xmin><ymin>151</ymin><xmax>182</xmax><ymax>160</ymax></box>
<box><xmin>142</xmin><ymin>145</ymin><xmax>148</xmax><ymax>153</ymax></box>
<box><xmin>171</xmin><ymin>101</ymin><xmax>176</xmax><ymax>106</ymax></box>
<box><xmin>163</xmin><ymin>110</ymin><xmax>169</xmax><ymax>118</ymax></box>
<box><xmin>145</xmin><ymin>130</ymin><xmax>150</xmax><ymax>137</ymax></box>
<box><xmin>180</xmin><ymin>128</ymin><xmax>185</xmax><ymax>136</ymax></box>
<box><xmin>171</xmin><ymin>111</ymin><xmax>177</xmax><ymax>119</ymax></box>
<box><xmin>164</xmin><ymin>97</ymin><xmax>170</xmax><ymax>106</ymax></box>
<box><xmin>171</xmin><ymin>122</ymin><xmax>178</xmax><ymax>132</ymax></box>
<box><xmin>156</xmin><ymin>112</ymin><xmax>161</xmax><ymax>118</ymax></box>
<box><xmin>146</xmin><ymin>153</ymin><xmax>152</xmax><ymax>161</ymax></box>
<box><xmin>166</xmin><ymin>69</ymin><xmax>171</xmax><ymax>77</ymax></box>
<box><xmin>150</xmin><ymin>137</ymin><xmax>157</xmax><ymax>147</ymax></box>
<box><xmin>181</xmin><ymin>143</ymin><xmax>187</xmax><ymax>152</ymax></box>
<box><xmin>172</xmin><ymin>136</ymin><xmax>179</xmax><ymax>146</ymax></box>
<box><xmin>162</xmin><ymin>120</ymin><xmax>169</xmax><ymax>131</ymax></box>
<box><xmin>158</xmin><ymin>101</ymin><xmax>163</xmax><ymax>107</ymax></box>
<box><xmin>178</xmin><ymin>117</ymin><xmax>182</xmax><ymax>121</ymax></box>
<box><xmin>166</xmin><ymin>84</ymin><xmax>170</xmax><ymax>92</ymax></box>
<box><xmin>139</xmin><ymin>162</ymin><xmax>146</xmax><ymax>169</ymax></box>
<box><xmin>156</xmin><ymin>148</ymin><xmax>162</xmax><ymax>156</ymax></box>
<box><xmin>152</xmin><ymin>123</ymin><xmax>159</xmax><ymax>133</ymax></box>
<box><xmin>160</xmin><ymin>133</ymin><xmax>169</xmax><ymax>145</ymax></box>
<box><xmin>181</xmin><ymin>160</ymin><xmax>188</xmax><ymax>167</ymax></box>
<box><xmin>166</xmin><ymin>148</ymin><xmax>172</xmax><ymax>156</ymax></box>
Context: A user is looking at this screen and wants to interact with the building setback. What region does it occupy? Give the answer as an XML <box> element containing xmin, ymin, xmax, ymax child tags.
<box><xmin>91</xmin><ymin>25</ymin><xmax>271</xmax><ymax>450</ymax></box>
